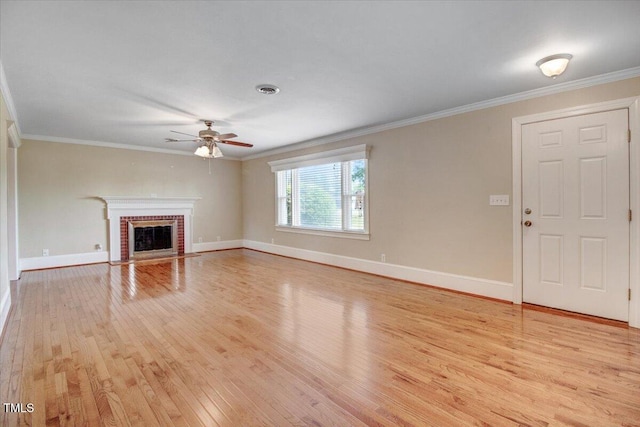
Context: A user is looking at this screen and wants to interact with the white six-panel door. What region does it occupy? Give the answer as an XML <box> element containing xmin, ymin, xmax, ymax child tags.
<box><xmin>522</xmin><ymin>109</ymin><xmax>629</xmax><ymax>321</ymax></box>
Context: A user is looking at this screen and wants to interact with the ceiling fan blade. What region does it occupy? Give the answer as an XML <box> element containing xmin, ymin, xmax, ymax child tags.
<box><xmin>171</xmin><ymin>130</ymin><xmax>200</xmax><ymax>138</ymax></box>
<box><xmin>165</xmin><ymin>138</ymin><xmax>199</xmax><ymax>142</ymax></box>
<box><xmin>215</xmin><ymin>133</ymin><xmax>238</xmax><ymax>140</ymax></box>
<box><xmin>219</xmin><ymin>140</ymin><xmax>253</xmax><ymax>147</ymax></box>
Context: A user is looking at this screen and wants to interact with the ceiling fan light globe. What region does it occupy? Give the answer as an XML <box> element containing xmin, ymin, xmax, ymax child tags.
<box><xmin>212</xmin><ymin>145</ymin><xmax>224</xmax><ymax>158</ymax></box>
<box><xmin>194</xmin><ymin>145</ymin><xmax>210</xmax><ymax>157</ymax></box>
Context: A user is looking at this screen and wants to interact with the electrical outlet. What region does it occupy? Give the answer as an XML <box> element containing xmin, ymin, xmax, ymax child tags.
<box><xmin>42</xmin><ymin>249</ymin><xmax>49</xmax><ymax>257</ymax></box>
<box><xmin>198</xmin><ymin>237</ymin><xmax>203</xmax><ymax>243</ymax></box>
<box><xmin>381</xmin><ymin>253</ymin><xmax>386</xmax><ymax>263</ymax></box>
<box><xmin>95</xmin><ymin>244</ymin><xmax>102</xmax><ymax>251</ymax></box>
<box><xmin>489</xmin><ymin>195</ymin><xmax>510</xmax><ymax>206</ymax></box>
<box><xmin>271</xmin><ymin>238</ymin><xmax>275</xmax><ymax>244</ymax></box>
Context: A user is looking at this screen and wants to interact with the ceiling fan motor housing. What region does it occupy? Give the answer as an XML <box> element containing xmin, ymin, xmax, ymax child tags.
<box><xmin>199</xmin><ymin>120</ymin><xmax>218</xmax><ymax>139</ymax></box>
<box><xmin>199</xmin><ymin>129</ymin><xmax>219</xmax><ymax>139</ymax></box>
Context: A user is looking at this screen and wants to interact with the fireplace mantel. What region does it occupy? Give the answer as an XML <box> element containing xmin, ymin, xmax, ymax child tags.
<box><xmin>99</xmin><ymin>196</ymin><xmax>201</xmax><ymax>262</ymax></box>
<box><xmin>100</xmin><ymin>196</ymin><xmax>201</xmax><ymax>211</ymax></box>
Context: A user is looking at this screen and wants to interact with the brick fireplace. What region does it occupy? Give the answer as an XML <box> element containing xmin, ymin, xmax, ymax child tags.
<box><xmin>100</xmin><ymin>196</ymin><xmax>200</xmax><ymax>262</ymax></box>
<box><xmin>120</xmin><ymin>215</ymin><xmax>184</xmax><ymax>261</ymax></box>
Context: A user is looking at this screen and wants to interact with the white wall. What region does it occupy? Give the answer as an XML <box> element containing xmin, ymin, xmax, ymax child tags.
<box><xmin>0</xmin><ymin>88</ymin><xmax>13</xmax><ymax>335</ymax></box>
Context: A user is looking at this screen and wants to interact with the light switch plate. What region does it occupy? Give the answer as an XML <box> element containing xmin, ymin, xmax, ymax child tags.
<box><xmin>489</xmin><ymin>195</ymin><xmax>510</xmax><ymax>206</ymax></box>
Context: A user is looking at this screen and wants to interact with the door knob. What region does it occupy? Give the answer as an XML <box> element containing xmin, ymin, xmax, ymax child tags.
<box><xmin>524</xmin><ymin>208</ymin><xmax>532</xmax><ymax>215</ymax></box>
<box><xmin>523</xmin><ymin>220</ymin><xmax>532</xmax><ymax>227</ymax></box>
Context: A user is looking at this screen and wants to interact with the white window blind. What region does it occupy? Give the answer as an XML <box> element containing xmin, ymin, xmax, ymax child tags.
<box><xmin>270</xmin><ymin>145</ymin><xmax>368</xmax><ymax>237</ymax></box>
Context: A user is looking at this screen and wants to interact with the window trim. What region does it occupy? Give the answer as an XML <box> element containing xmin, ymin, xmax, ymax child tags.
<box><xmin>268</xmin><ymin>144</ymin><xmax>368</xmax><ymax>172</ymax></box>
<box><xmin>275</xmin><ymin>225</ymin><xmax>370</xmax><ymax>240</ymax></box>
<box><xmin>268</xmin><ymin>145</ymin><xmax>369</xmax><ymax>238</ymax></box>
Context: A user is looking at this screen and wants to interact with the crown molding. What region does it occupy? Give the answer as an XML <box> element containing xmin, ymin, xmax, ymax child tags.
<box><xmin>21</xmin><ymin>134</ymin><xmax>241</xmax><ymax>160</ymax></box>
<box><xmin>242</xmin><ymin>66</ymin><xmax>640</xmax><ymax>161</ymax></box>
<box><xmin>0</xmin><ymin>61</ymin><xmax>22</xmax><ymax>136</ymax></box>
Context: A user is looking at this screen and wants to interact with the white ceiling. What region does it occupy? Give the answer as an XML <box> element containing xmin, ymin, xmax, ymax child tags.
<box><xmin>2</xmin><ymin>1</ymin><xmax>640</xmax><ymax>159</ymax></box>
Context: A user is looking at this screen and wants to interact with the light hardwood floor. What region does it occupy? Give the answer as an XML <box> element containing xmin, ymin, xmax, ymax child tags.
<box><xmin>1</xmin><ymin>249</ymin><xmax>639</xmax><ymax>426</ymax></box>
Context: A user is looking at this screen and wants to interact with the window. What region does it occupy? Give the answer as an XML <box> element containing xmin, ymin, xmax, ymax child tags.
<box><xmin>269</xmin><ymin>145</ymin><xmax>368</xmax><ymax>238</ymax></box>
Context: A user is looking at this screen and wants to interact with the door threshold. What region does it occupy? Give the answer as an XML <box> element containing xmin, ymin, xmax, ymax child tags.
<box><xmin>522</xmin><ymin>303</ymin><xmax>628</xmax><ymax>328</ymax></box>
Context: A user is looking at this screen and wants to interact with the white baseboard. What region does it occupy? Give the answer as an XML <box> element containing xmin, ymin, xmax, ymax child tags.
<box><xmin>242</xmin><ymin>239</ymin><xmax>514</xmax><ymax>301</ymax></box>
<box><xmin>18</xmin><ymin>240</ymin><xmax>243</xmax><ymax>271</ymax></box>
<box><xmin>9</xmin><ymin>268</ymin><xmax>21</xmax><ymax>281</ymax></box>
<box><xmin>0</xmin><ymin>288</ymin><xmax>11</xmax><ymax>338</ymax></box>
<box><xmin>193</xmin><ymin>240</ymin><xmax>244</xmax><ymax>253</ymax></box>
<box><xmin>20</xmin><ymin>251</ymin><xmax>109</xmax><ymax>271</ymax></box>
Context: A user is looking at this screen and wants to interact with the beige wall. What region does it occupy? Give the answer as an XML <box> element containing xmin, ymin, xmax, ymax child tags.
<box><xmin>243</xmin><ymin>77</ymin><xmax>640</xmax><ymax>283</ymax></box>
<box><xmin>18</xmin><ymin>140</ymin><xmax>243</xmax><ymax>258</ymax></box>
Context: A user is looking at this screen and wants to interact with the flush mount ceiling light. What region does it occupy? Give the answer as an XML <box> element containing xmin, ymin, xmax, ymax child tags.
<box><xmin>536</xmin><ymin>53</ymin><xmax>572</xmax><ymax>78</ymax></box>
<box><xmin>256</xmin><ymin>84</ymin><xmax>280</xmax><ymax>95</ymax></box>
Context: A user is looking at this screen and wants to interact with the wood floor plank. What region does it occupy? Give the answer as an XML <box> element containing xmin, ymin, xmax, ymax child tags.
<box><xmin>1</xmin><ymin>249</ymin><xmax>639</xmax><ymax>426</ymax></box>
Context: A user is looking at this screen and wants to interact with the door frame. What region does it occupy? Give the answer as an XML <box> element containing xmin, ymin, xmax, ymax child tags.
<box><xmin>512</xmin><ymin>97</ymin><xmax>640</xmax><ymax>328</ymax></box>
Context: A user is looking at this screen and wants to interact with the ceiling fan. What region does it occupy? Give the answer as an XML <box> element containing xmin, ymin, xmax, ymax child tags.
<box><xmin>165</xmin><ymin>120</ymin><xmax>253</xmax><ymax>158</ymax></box>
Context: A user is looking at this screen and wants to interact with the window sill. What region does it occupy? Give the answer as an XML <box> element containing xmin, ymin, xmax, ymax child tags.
<box><xmin>275</xmin><ymin>226</ymin><xmax>370</xmax><ymax>240</ymax></box>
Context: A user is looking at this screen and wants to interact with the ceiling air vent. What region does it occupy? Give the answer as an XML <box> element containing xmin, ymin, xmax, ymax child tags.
<box><xmin>255</xmin><ymin>84</ymin><xmax>280</xmax><ymax>95</ymax></box>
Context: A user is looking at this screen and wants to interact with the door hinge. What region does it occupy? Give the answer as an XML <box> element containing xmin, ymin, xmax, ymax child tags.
<box><xmin>629</xmin><ymin>289</ymin><xmax>632</xmax><ymax>301</ymax></box>
<box><xmin>628</xmin><ymin>129</ymin><xmax>632</xmax><ymax>143</ymax></box>
<box><xmin>630</xmin><ymin>209</ymin><xmax>633</xmax><ymax>222</ymax></box>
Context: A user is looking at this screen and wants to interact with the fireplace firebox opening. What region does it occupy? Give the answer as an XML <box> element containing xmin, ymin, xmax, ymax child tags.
<box><xmin>128</xmin><ymin>220</ymin><xmax>178</xmax><ymax>260</ymax></box>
